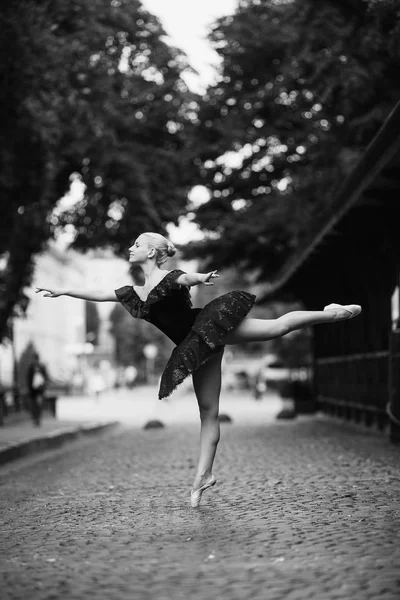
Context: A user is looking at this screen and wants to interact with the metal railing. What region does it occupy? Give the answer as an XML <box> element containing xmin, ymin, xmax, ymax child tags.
<box><xmin>316</xmin><ymin>332</ymin><xmax>400</xmax><ymax>441</ymax></box>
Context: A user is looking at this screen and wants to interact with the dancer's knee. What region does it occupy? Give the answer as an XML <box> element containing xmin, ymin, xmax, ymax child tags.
<box><xmin>199</xmin><ymin>403</ymin><xmax>219</xmax><ymax>422</ymax></box>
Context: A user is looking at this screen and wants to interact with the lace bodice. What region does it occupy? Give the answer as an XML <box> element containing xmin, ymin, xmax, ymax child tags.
<box><xmin>115</xmin><ymin>269</ymin><xmax>200</xmax><ymax>344</ymax></box>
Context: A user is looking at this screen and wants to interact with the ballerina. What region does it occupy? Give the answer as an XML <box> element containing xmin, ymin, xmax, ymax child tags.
<box><xmin>36</xmin><ymin>232</ymin><xmax>361</xmax><ymax>507</ymax></box>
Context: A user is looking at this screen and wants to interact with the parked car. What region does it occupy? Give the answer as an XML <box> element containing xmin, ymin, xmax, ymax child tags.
<box><xmin>254</xmin><ymin>354</ymin><xmax>313</xmax><ymax>400</ymax></box>
<box><xmin>224</xmin><ymin>368</ymin><xmax>253</xmax><ymax>391</ymax></box>
<box><xmin>254</xmin><ymin>358</ymin><xmax>291</xmax><ymax>397</ymax></box>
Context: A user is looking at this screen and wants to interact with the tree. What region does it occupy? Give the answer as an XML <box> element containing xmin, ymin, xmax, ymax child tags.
<box><xmin>0</xmin><ymin>0</ymin><xmax>197</xmax><ymax>341</ymax></box>
<box><xmin>184</xmin><ymin>0</ymin><xmax>400</xmax><ymax>279</ymax></box>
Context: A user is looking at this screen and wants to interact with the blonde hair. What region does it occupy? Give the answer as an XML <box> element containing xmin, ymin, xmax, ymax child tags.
<box><xmin>143</xmin><ymin>232</ymin><xmax>176</xmax><ymax>266</ymax></box>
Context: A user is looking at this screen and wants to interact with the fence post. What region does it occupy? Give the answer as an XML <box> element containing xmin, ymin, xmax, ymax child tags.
<box><xmin>389</xmin><ymin>330</ymin><xmax>400</xmax><ymax>443</ymax></box>
<box><xmin>0</xmin><ymin>390</ymin><xmax>4</xmax><ymax>426</ymax></box>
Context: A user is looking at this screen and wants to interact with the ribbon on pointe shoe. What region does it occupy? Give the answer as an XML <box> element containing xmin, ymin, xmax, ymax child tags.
<box><xmin>190</xmin><ymin>475</ymin><xmax>216</xmax><ymax>508</ymax></box>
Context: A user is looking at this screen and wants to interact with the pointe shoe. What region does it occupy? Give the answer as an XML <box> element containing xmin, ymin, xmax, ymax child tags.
<box><xmin>323</xmin><ymin>303</ymin><xmax>362</xmax><ymax>319</ymax></box>
<box><xmin>190</xmin><ymin>475</ymin><xmax>216</xmax><ymax>508</ymax></box>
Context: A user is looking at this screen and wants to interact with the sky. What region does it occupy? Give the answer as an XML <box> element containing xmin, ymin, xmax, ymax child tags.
<box><xmin>141</xmin><ymin>0</ymin><xmax>238</xmax><ymax>93</ymax></box>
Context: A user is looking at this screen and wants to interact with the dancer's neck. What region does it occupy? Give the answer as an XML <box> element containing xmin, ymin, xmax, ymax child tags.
<box><xmin>140</xmin><ymin>262</ymin><xmax>164</xmax><ymax>284</ymax></box>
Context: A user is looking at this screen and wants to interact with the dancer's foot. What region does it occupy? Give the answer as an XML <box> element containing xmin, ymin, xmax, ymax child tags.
<box><xmin>323</xmin><ymin>303</ymin><xmax>362</xmax><ymax>320</ymax></box>
<box><xmin>190</xmin><ymin>475</ymin><xmax>216</xmax><ymax>508</ymax></box>
<box><xmin>192</xmin><ymin>472</ymin><xmax>213</xmax><ymax>491</ymax></box>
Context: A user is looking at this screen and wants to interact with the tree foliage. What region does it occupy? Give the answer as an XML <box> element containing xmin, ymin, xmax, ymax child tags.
<box><xmin>0</xmin><ymin>0</ymin><xmax>196</xmax><ymax>341</ymax></box>
<box><xmin>184</xmin><ymin>0</ymin><xmax>400</xmax><ymax>279</ymax></box>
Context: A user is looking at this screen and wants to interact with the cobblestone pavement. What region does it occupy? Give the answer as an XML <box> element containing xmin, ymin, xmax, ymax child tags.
<box><xmin>0</xmin><ymin>390</ymin><xmax>399</xmax><ymax>600</ymax></box>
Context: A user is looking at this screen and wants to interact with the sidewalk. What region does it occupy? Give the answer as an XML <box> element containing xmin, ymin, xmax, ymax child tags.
<box><xmin>0</xmin><ymin>407</ymin><xmax>118</xmax><ymax>466</ymax></box>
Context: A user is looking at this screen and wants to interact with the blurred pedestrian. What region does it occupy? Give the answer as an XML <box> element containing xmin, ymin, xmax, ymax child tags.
<box><xmin>36</xmin><ymin>232</ymin><xmax>362</xmax><ymax>506</ymax></box>
<box><xmin>72</xmin><ymin>370</ymin><xmax>84</xmax><ymax>395</ymax></box>
<box><xmin>124</xmin><ymin>365</ymin><xmax>138</xmax><ymax>389</ymax></box>
<box><xmin>27</xmin><ymin>353</ymin><xmax>48</xmax><ymax>426</ymax></box>
<box><xmin>90</xmin><ymin>370</ymin><xmax>105</xmax><ymax>401</ymax></box>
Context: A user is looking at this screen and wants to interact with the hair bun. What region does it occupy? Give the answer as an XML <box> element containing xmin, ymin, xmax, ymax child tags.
<box><xmin>167</xmin><ymin>243</ymin><xmax>176</xmax><ymax>257</ymax></box>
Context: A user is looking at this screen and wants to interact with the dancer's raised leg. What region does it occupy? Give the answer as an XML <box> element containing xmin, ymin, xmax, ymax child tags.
<box><xmin>225</xmin><ymin>304</ymin><xmax>361</xmax><ymax>345</ymax></box>
<box><xmin>191</xmin><ymin>350</ymin><xmax>224</xmax><ymax>496</ymax></box>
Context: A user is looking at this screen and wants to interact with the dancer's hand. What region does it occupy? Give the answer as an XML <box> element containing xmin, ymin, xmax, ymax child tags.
<box><xmin>202</xmin><ymin>271</ymin><xmax>219</xmax><ymax>286</ymax></box>
<box><xmin>35</xmin><ymin>286</ymin><xmax>63</xmax><ymax>298</ymax></box>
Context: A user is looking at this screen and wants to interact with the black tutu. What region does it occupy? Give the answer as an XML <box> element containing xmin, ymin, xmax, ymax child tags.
<box><xmin>115</xmin><ymin>270</ymin><xmax>256</xmax><ymax>400</ymax></box>
<box><xmin>158</xmin><ymin>290</ymin><xmax>256</xmax><ymax>399</ymax></box>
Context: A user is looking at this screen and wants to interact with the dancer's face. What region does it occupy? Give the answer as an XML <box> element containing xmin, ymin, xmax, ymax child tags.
<box><xmin>128</xmin><ymin>235</ymin><xmax>153</xmax><ymax>264</ymax></box>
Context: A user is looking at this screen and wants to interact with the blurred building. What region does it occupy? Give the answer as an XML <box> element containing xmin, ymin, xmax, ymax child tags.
<box><xmin>257</xmin><ymin>100</ymin><xmax>400</xmax><ymax>440</ymax></box>
<box><xmin>0</xmin><ymin>245</ymin><xmax>131</xmax><ymax>396</ymax></box>
<box><xmin>0</xmin><ymin>245</ymin><xmax>87</xmax><ymax>389</ymax></box>
<box><xmin>82</xmin><ymin>250</ymin><xmax>129</xmax><ymax>391</ymax></box>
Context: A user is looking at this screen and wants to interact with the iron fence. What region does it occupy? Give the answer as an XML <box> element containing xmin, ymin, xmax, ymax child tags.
<box><xmin>316</xmin><ymin>331</ymin><xmax>400</xmax><ymax>442</ymax></box>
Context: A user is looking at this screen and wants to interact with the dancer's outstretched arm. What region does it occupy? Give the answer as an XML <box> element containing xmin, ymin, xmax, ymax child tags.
<box><xmin>35</xmin><ymin>286</ymin><xmax>117</xmax><ymax>302</ymax></box>
<box><xmin>176</xmin><ymin>270</ymin><xmax>219</xmax><ymax>287</ymax></box>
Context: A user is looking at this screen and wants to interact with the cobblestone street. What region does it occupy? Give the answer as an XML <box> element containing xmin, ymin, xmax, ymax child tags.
<box><xmin>0</xmin><ymin>390</ymin><xmax>399</xmax><ymax>600</ymax></box>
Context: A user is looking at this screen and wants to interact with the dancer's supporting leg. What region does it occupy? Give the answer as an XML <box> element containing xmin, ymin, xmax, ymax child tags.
<box><xmin>192</xmin><ymin>350</ymin><xmax>224</xmax><ymax>492</ymax></box>
<box><xmin>224</xmin><ymin>304</ymin><xmax>361</xmax><ymax>345</ymax></box>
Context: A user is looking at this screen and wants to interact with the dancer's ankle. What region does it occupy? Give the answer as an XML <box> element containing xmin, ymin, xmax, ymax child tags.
<box><xmin>193</xmin><ymin>471</ymin><xmax>212</xmax><ymax>489</ymax></box>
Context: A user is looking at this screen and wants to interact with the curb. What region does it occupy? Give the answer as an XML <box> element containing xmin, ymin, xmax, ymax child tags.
<box><xmin>0</xmin><ymin>421</ymin><xmax>119</xmax><ymax>467</ymax></box>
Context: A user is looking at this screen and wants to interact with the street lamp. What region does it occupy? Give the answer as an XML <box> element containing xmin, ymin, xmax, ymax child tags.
<box><xmin>66</xmin><ymin>342</ymin><xmax>94</xmax><ymax>394</ymax></box>
<box><xmin>143</xmin><ymin>343</ymin><xmax>158</xmax><ymax>384</ymax></box>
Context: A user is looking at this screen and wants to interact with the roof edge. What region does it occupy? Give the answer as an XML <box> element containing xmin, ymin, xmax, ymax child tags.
<box><xmin>258</xmin><ymin>100</ymin><xmax>400</xmax><ymax>302</ymax></box>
